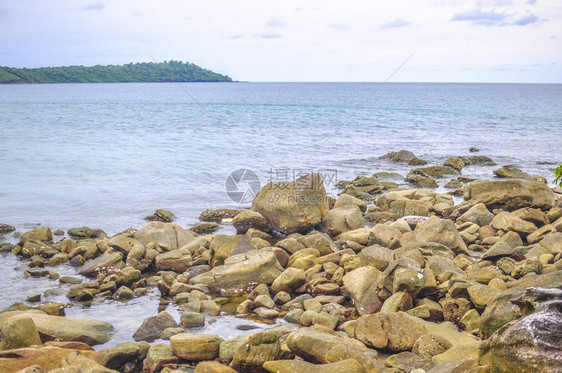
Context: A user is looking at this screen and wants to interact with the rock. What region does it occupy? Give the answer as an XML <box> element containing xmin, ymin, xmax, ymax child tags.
<box><xmin>144</xmin><ymin>208</ymin><xmax>176</xmax><ymax>222</ymax></box>
<box><xmin>460</xmin><ymin>309</ymin><xmax>481</xmax><ymax>334</ymax></box>
<box><xmin>480</xmin><ymin>289</ymin><xmax>562</xmax><ymax>372</ymax></box>
<box><xmin>461</xmin><ymin>179</ymin><xmax>556</xmax><ymax>212</ymax></box>
<box><xmin>400</xmin><ymin>216</ymin><xmax>468</xmax><ymax>255</ymax></box>
<box><xmin>113</xmin><ymin>286</ymin><xmax>134</xmax><ymax>300</ymax></box>
<box><xmin>491</xmin><ymin>211</ymin><xmax>537</xmax><ymax>236</ymax></box>
<box><xmin>107</xmin><ymin>234</ymin><xmax>142</xmax><ymax>254</ymax></box>
<box><xmin>263</xmin><ymin>359</ymin><xmax>364</xmax><ymax>373</ymax></box>
<box><xmin>14</xmin><ymin>365</ymin><xmax>44</xmax><ymax>373</ymax></box>
<box><xmin>195</xmin><ymin>361</ymin><xmax>238</xmax><ymax>373</ymax></box>
<box><xmin>386</xmin><ymin>351</ymin><xmax>434</xmax><ymax>372</ymax></box>
<box><xmin>481</xmin><ymin>231</ymin><xmax>524</xmax><ymax>261</ymax></box>
<box><xmin>199</xmin><ymin>208</ymin><xmax>243</xmax><ymax>222</ymax></box>
<box><xmin>190</xmin><ymin>222</ymin><xmax>220</xmax><ymax>234</ymax></box>
<box><xmin>170</xmin><ymin>333</ymin><xmax>222</xmax><ymax>361</ymax></box>
<box><xmin>79</xmin><ymin>252</ymin><xmax>124</xmax><ymax>277</ymax></box>
<box><xmin>390</xmin><ymin>199</ymin><xmax>430</xmax><ymax>217</ymax></box>
<box><xmin>285</xmin><ymin>327</ymin><xmax>377</xmax><ymax>365</ymax></box>
<box><xmin>199</xmin><ymin>250</ymin><xmax>283</xmax><ymax>296</ymax></box>
<box><xmin>133</xmin><ymin>311</ymin><xmax>177</xmax><ymax>342</ymax></box>
<box><xmin>322</xmin><ymin>205</ymin><xmax>364</xmax><ymax>237</ymax></box>
<box><xmin>230</xmin><ymin>327</ymin><xmax>292</xmax><ymax>373</ymax></box>
<box><xmin>380</xmin><ymin>291</ymin><xmax>413</xmax><ymax>313</ymax></box>
<box><xmin>370</xmin><ymin>224</ymin><xmax>403</xmax><ymax>249</ymax></box>
<box><xmin>271</xmin><ymin>267</ymin><xmax>306</xmax><ymax>294</ymax></box>
<box><xmin>467</xmin><ymin>284</ymin><xmax>502</xmax><ymax>309</ymax></box>
<box><xmin>251</xmin><ymin>173</ymin><xmax>330</xmax><ymax>234</ymax></box>
<box><xmin>254</xmin><ymin>294</ymin><xmax>275</xmax><ymax>309</ymax></box>
<box><xmin>0</xmin><ymin>316</ymin><xmax>41</xmax><ymax>350</ymax></box>
<box><xmin>60</xmin><ymin>350</ymin><xmax>117</xmax><ymax>372</ymax></box>
<box><xmin>254</xmin><ymin>307</ymin><xmax>279</xmax><ymax>319</ymax></box>
<box><xmin>134</xmin><ymin>221</ymin><xmax>194</xmax><ymax>251</ymax></box>
<box><xmin>334</xmin><ymin>194</ymin><xmax>367</xmax><ymax>213</ymax></box>
<box><xmin>19</xmin><ymin>227</ymin><xmax>53</xmax><ymax>245</ymax></box>
<box><xmin>405</xmin><ymin>170</ymin><xmax>439</xmax><ymax>188</ymax></box>
<box><xmin>426</xmin><ymin>358</ymin><xmax>481</xmax><ymax>373</ymax></box>
<box><xmin>233</xmin><ymin>210</ymin><xmax>271</xmax><ymax>234</ymax></box>
<box><xmin>355</xmin><ymin>312</ymin><xmax>427</xmax><ymax>351</ymax></box>
<box><xmin>3</xmin><ymin>312</ymin><xmax>113</xmax><ymax>346</ymax></box>
<box><xmin>180</xmin><ymin>312</ymin><xmax>205</xmax><ymax>328</ymax></box>
<box><xmin>0</xmin><ymin>346</ymin><xmax>99</xmax><ymax>373</ymax></box>
<box><xmin>410</xmin><ymin>166</ymin><xmax>459</xmax><ymax>178</ymax></box>
<box><xmin>443</xmin><ymin>157</ymin><xmax>466</xmax><ymax>171</ymax></box>
<box><xmin>457</xmin><ymin>203</ymin><xmax>494</xmax><ymax>226</ymax></box>
<box><xmin>0</xmin><ymin>223</ymin><xmax>15</xmax><ymax>234</ymax></box>
<box><xmin>154</xmin><ymin>248</ymin><xmax>192</xmax><ymax>272</ymax></box>
<box><xmin>142</xmin><ymin>343</ymin><xmax>180</xmax><ymax>373</ymax></box>
<box><xmin>357</xmin><ymin>245</ymin><xmax>394</xmax><ymax>271</ymax></box>
<box><xmin>342</xmin><ymin>266</ymin><xmax>383</xmax><ymax>315</ymax></box>
<box><xmin>381</xmin><ymin>150</ymin><xmax>427</xmax><ymax>165</ymax></box>
<box><xmin>412</xmin><ymin>333</ymin><xmax>452</xmax><ymax>360</ymax></box>
<box><xmin>67</xmin><ymin>226</ymin><xmax>105</xmax><ymax>239</ymax></box>
<box><xmin>98</xmin><ymin>341</ymin><xmax>150</xmax><ymax>370</ymax></box>
<box><xmin>348</xmin><ymin>175</ymin><xmax>383</xmax><ymax>194</ymax></box>
<box><xmin>494</xmin><ymin>165</ymin><xmax>533</xmax><ymax>180</ymax></box>
<box><xmin>211</xmin><ymin>234</ymin><xmax>257</xmax><ymax>266</ymax></box>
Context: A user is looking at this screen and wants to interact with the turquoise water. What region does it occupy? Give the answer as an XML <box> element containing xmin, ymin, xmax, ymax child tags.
<box><xmin>1</xmin><ymin>82</ymin><xmax>561</xmax><ymax>234</ymax></box>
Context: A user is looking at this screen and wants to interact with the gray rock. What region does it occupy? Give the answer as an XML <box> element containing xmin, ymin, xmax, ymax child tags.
<box><xmin>133</xmin><ymin>311</ymin><xmax>177</xmax><ymax>342</ymax></box>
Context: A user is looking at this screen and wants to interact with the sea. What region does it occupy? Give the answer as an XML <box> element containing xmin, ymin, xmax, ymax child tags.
<box><xmin>0</xmin><ymin>82</ymin><xmax>561</xmax><ymax>347</ymax></box>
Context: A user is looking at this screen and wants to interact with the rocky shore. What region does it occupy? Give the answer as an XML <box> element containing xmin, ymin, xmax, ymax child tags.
<box><xmin>1</xmin><ymin>151</ymin><xmax>561</xmax><ymax>373</ymax></box>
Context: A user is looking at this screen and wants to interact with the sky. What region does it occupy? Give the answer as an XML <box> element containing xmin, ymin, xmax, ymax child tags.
<box><xmin>0</xmin><ymin>0</ymin><xmax>561</xmax><ymax>82</ymax></box>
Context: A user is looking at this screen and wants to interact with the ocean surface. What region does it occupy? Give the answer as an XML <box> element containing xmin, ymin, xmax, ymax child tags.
<box><xmin>1</xmin><ymin>82</ymin><xmax>561</xmax><ymax>347</ymax></box>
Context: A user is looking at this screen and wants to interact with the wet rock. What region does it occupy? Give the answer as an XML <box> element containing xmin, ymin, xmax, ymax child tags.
<box><xmin>251</xmin><ymin>173</ymin><xmax>330</xmax><ymax>234</ymax></box>
<box><xmin>98</xmin><ymin>341</ymin><xmax>149</xmax><ymax>370</ymax></box>
<box><xmin>342</xmin><ymin>266</ymin><xmax>383</xmax><ymax>315</ymax></box>
<box><xmin>170</xmin><ymin>333</ymin><xmax>222</xmax><ymax>361</ymax></box>
<box><xmin>405</xmin><ymin>170</ymin><xmax>439</xmax><ymax>188</ymax></box>
<box><xmin>180</xmin><ymin>312</ymin><xmax>205</xmax><ymax>328</ymax></box>
<box><xmin>133</xmin><ymin>311</ymin><xmax>177</xmax><ymax>342</ymax></box>
<box><xmin>190</xmin><ymin>222</ymin><xmax>220</xmax><ymax>234</ymax></box>
<box><xmin>6</xmin><ymin>312</ymin><xmax>113</xmax><ymax>345</ymax></box>
<box><xmin>134</xmin><ymin>221</ymin><xmax>194</xmax><ymax>251</ymax></box>
<box><xmin>0</xmin><ymin>223</ymin><xmax>15</xmax><ymax>234</ymax></box>
<box><xmin>480</xmin><ymin>288</ymin><xmax>562</xmax><ymax>372</ymax></box>
<box><xmin>233</xmin><ymin>210</ymin><xmax>271</xmax><ymax>234</ymax></box>
<box><xmin>79</xmin><ymin>252</ymin><xmax>124</xmax><ymax>277</ymax></box>
<box><xmin>443</xmin><ymin>156</ymin><xmax>466</xmax><ymax>171</ymax></box>
<box><xmin>199</xmin><ymin>208</ymin><xmax>243</xmax><ymax>222</ymax></box>
<box><xmin>67</xmin><ymin>226</ymin><xmax>105</xmax><ymax>239</ymax></box>
<box><xmin>144</xmin><ymin>208</ymin><xmax>176</xmax><ymax>222</ymax></box>
<box><xmin>263</xmin><ymin>359</ymin><xmax>364</xmax><ymax>373</ymax></box>
<box><xmin>0</xmin><ymin>316</ymin><xmax>41</xmax><ymax>350</ymax></box>
<box><xmin>142</xmin><ymin>343</ymin><xmax>180</xmax><ymax>373</ymax></box>
<box><xmin>113</xmin><ymin>286</ymin><xmax>134</xmax><ymax>300</ymax></box>
<box><xmin>322</xmin><ymin>205</ymin><xmax>364</xmax><ymax>237</ymax></box>
<box><xmin>355</xmin><ymin>312</ymin><xmax>427</xmax><ymax>351</ymax></box>
<box><xmin>19</xmin><ymin>227</ymin><xmax>53</xmax><ymax>245</ymax></box>
<box><xmin>381</xmin><ymin>149</ymin><xmax>427</xmax><ymax>165</ymax></box>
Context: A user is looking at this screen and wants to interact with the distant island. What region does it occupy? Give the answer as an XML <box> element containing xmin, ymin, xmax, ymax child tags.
<box><xmin>0</xmin><ymin>60</ymin><xmax>232</xmax><ymax>84</ymax></box>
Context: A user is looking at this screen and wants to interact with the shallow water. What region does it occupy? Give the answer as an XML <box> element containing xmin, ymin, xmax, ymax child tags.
<box><xmin>1</xmin><ymin>82</ymin><xmax>561</xmax><ymax>348</ymax></box>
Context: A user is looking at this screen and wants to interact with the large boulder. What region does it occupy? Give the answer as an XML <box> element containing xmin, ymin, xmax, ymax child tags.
<box><xmin>98</xmin><ymin>341</ymin><xmax>150</xmax><ymax>370</ymax></box>
<box><xmin>355</xmin><ymin>312</ymin><xmax>427</xmax><ymax>352</ymax></box>
<box><xmin>232</xmin><ymin>210</ymin><xmax>271</xmax><ymax>234</ymax></box>
<box><xmin>480</xmin><ymin>288</ymin><xmax>562</xmax><ymax>372</ymax></box>
<box><xmin>18</xmin><ymin>227</ymin><xmax>52</xmax><ymax>245</ymax></box>
<box><xmin>321</xmin><ymin>205</ymin><xmax>364</xmax><ymax>237</ymax></box>
<box><xmin>251</xmin><ymin>173</ymin><xmax>330</xmax><ymax>234</ymax></box>
<box><xmin>192</xmin><ymin>250</ymin><xmax>283</xmax><ymax>296</ymax></box>
<box><xmin>457</xmin><ymin>203</ymin><xmax>494</xmax><ymax>226</ymax></box>
<box><xmin>170</xmin><ymin>333</ymin><xmax>222</xmax><ymax>361</ymax></box>
<box><xmin>7</xmin><ymin>312</ymin><xmax>113</xmax><ymax>345</ymax></box>
<box><xmin>134</xmin><ymin>221</ymin><xmax>194</xmax><ymax>250</ymax></box>
<box><xmin>0</xmin><ymin>346</ymin><xmax>100</xmax><ymax>373</ymax></box>
<box><xmin>400</xmin><ymin>216</ymin><xmax>468</xmax><ymax>255</ymax></box>
<box><xmin>133</xmin><ymin>311</ymin><xmax>177</xmax><ymax>342</ymax></box>
<box><xmin>0</xmin><ymin>316</ymin><xmax>41</xmax><ymax>350</ymax></box>
<box><xmin>460</xmin><ymin>180</ymin><xmax>556</xmax><ymax>212</ymax></box>
<box><xmin>210</xmin><ymin>234</ymin><xmax>257</xmax><ymax>266</ymax></box>
<box><xmin>79</xmin><ymin>252</ymin><xmax>124</xmax><ymax>276</ymax></box>
<box><xmin>154</xmin><ymin>248</ymin><xmax>192</xmax><ymax>272</ymax></box>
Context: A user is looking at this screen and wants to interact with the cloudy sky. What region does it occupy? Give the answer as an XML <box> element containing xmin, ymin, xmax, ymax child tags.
<box><xmin>0</xmin><ymin>0</ymin><xmax>560</xmax><ymax>82</ymax></box>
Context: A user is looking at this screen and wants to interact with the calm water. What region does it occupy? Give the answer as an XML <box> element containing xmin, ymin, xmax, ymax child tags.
<box><xmin>0</xmin><ymin>82</ymin><xmax>561</xmax><ymax>347</ymax></box>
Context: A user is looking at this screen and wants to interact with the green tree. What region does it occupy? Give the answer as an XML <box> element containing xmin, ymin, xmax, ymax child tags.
<box><xmin>555</xmin><ymin>164</ymin><xmax>562</xmax><ymax>187</ymax></box>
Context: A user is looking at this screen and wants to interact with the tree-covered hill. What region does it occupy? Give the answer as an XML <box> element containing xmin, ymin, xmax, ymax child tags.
<box><xmin>0</xmin><ymin>60</ymin><xmax>232</xmax><ymax>84</ymax></box>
